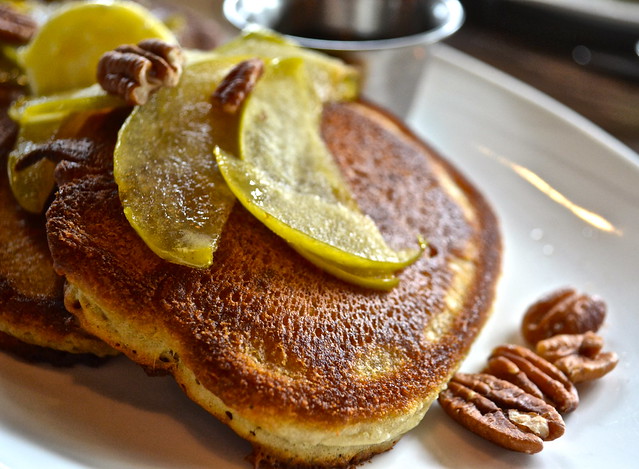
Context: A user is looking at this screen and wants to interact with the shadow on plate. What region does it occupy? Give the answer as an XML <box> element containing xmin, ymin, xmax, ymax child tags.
<box><xmin>0</xmin><ymin>353</ymin><xmax>250</xmax><ymax>468</ymax></box>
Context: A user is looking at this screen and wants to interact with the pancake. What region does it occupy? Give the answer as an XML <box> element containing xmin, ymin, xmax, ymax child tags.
<box><xmin>46</xmin><ymin>100</ymin><xmax>501</xmax><ymax>466</ymax></box>
<box><xmin>0</xmin><ymin>86</ymin><xmax>116</xmax><ymax>364</ymax></box>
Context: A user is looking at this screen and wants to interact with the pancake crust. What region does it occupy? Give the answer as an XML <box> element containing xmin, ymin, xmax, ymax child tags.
<box><xmin>47</xmin><ymin>102</ymin><xmax>501</xmax><ymax>466</ymax></box>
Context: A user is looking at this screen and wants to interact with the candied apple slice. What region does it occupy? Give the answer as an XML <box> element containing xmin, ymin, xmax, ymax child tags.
<box><xmin>291</xmin><ymin>245</ymin><xmax>400</xmax><ymax>291</ymax></box>
<box><xmin>114</xmin><ymin>58</ymin><xmax>239</xmax><ymax>268</ymax></box>
<box><xmin>7</xmin><ymin>120</ymin><xmax>58</xmax><ymax>214</ymax></box>
<box><xmin>225</xmin><ymin>57</ymin><xmax>420</xmax><ymax>275</ymax></box>
<box><xmin>239</xmin><ymin>58</ymin><xmax>356</xmax><ymax>208</ymax></box>
<box><xmin>215</xmin><ymin>30</ymin><xmax>359</xmax><ymax>103</ymax></box>
<box><xmin>9</xmin><ymin>84</ymin><xmax>126</xmax><ymax>126</ymax></box>
<box><xmin>8</xmin><ymin>111</ymin><xmax>93</xmax><ymax>213</ymax></box>
<box><xmin>215</xmin><ymin>147</ymin><xmax>420</xmax><ymax>273</ymax></box>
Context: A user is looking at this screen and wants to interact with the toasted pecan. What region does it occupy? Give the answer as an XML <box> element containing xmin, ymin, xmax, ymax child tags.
<box><xmin>97</xmin><ymin>39</ymin><xmax>184</xmax><ymax>105</ymax></box>
<box><xmin>536</xmin><ymin>332</ymin><xmax>619</xmax><ymax>384</ymax></box>
<box><xmin>521</xmin><ymin>288</ymin><xmax>606</xmax><ymax>345</ymax></box>
<box><xmin>438</xmin><ymin>373</ymin><xmax>565</xmax><ymax>454</ymax></box>
<box><xmin>486</xmin><ymin>344</ymin><xmax>579</xmax><ymax>413</ymax></box>
<box><xmin>211</xmin><ymin>58</ymin><xmax>264</xmax><ymax>114</ymax></box>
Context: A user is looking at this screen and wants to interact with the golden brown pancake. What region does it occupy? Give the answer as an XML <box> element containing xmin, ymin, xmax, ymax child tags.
<box><xmin>46</xmin><ymin>100</ymin><xmax>501</xmax><ymax>467</ymax></box>
<box><xmin>0</xmin><ymin>87</ymin><xmax>116</xmax><ymax>364</ymax></box>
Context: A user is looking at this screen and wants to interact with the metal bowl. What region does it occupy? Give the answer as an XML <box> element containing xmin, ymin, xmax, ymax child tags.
<box><xmin>223</xmin><ymin>0</ymin><xmax>464</xmax><ymax>116</ymax></box>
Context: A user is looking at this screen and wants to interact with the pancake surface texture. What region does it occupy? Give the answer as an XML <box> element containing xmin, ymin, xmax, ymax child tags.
<box><xmin>47</xmin><ymin>101</ymin><xmax>501</xmax><ymax>466</ymax></box>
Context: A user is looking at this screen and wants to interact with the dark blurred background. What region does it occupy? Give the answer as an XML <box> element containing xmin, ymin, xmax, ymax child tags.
<box><xmin>447</xmin><ymin>0</ymin><xmax>639</xmax><ymax>153</ymax></box>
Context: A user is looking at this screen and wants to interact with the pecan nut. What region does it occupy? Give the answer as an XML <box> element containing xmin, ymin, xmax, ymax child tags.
<box><xmin>485</xmin><ymin>344</ymin><xmax>579</xmax><ymax>413</ymax></box>
<box><xmin>0</xmin><ymin>4</ymin><xmax>37</xmax><ymax>45</ymax></box>
<box><xmin>536</xmin><ymin>332</ymin><xmax>619</xmax><ymax>384</ymax></box>
<box><xmin>211</xmin><ymin>58</ymin><xmax>264</xmax><ymax>114</ymax></box>
<box><xmin>97</xmin><ymin>39</ymin><xmax>184</xmax><ymax>105</ymax></box>
<box><xmin>438</xmin><ymin>373</ymin><xmax>565</xmax><ymax>454</ymax></box>
<box><xmin>521</xmin><ymin>288</ymin><xmax>606</xmax><ymax>345</ymax></box>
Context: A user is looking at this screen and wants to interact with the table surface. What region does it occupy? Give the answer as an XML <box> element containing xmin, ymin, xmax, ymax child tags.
<box><xmin>446</xmin><ymin>4</ymin><xmax>639</xmax><ymax>156</ymax></box>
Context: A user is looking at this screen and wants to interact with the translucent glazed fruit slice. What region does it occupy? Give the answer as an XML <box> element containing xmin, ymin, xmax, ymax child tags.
<box><xmin>114</xmin><ymin>58</ymin><xmax>240</xmax><ymax>268</ymax></box>
<box><xmin>239</xmin><ymin>57</ymin><xmax>356</xmax><ymax>208</ymax></box>
<box><xmin>215</xmin><ymin>147</ymin><xmax>420</xmax><ymax>273</ymax></box>
<box><xmin>9</xmin><ymin>84</ymin><xmax>126</xmax><ymax>125</ymax></box>
<box><xmin>230</xmin><ymin>57</ymin><xmax>420</xmax><ymax>274</ymax></box>
<box><xmin>291</xmin><ymin>245</ymin><xmax>400</xmax><ymax>291</ymax></box>
<box><xmin>7</xmin><ymin>119</ymin><xmax>59</xmax><ymax>213</ymax></box>
<box><xmin>215</xmin><ymin>30</ymin><xmax>359</xmax><ymax>103</ymax></box>
<box><xmin>18</xmin><ymin>0</ymin><xmax>176</xmax><ymax>95</ymax></box>
<box><xmin>8</xmin><ymin>111</ymin><xmax>98</xmax><ymax>213</ymax></box>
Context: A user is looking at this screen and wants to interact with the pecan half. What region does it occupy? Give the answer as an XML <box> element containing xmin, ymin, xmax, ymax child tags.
<box><xmin>521</xmin><ymin>288</ymin><xmax>606</xmax><ymax>345</ymax></box>
<box><xmin>536</xmin><ymin>332</ymin><xmax>619</xmax><ymax>384</ymax></box>
<box><xmin>486</xmin><ymin>344</ymin><xmax>579</xmax><ymax>413</ymax></box>
<box><xmin>0</xmin><ymin>4</ymin><xmax>37</xmax><ymax>45</ymax></box>
<box><xmin>97</xmin><ymin>39</ymin><xmax>184</xmax><ymax>105</ymax></box>
<box><xmin>438</xmin><ymin>373</ymin><xmax>565</xmax><ymax>454</ymax></box>
<box><xmin>211</xmin><ymin>58</ymin><xmax>264</xmax><ymax>114</ymax></box>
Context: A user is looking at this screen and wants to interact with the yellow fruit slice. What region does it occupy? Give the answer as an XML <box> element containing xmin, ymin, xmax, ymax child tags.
<box><xmin>7</xmin><ymin>119</ymin><xmax>58</xmax><ymax>214</ymax></box>
<box><xmin>239</xmin><ymin>58</ymin><xmax>355</xmax><ymax>208</ymax></box>
<box><xmin>18</xmin><ymin>0</ymin><xmax>176</xmax><ymax>95</ymax></box>
<box><xmin>292</xmin><ymin>245</ymin><xmax>400</xmax><ymax>290</ymax></box>
<box><xmin>227</xmin><ymin>57</ymin><xmax>420</xmax><ymax>274</ymax></box>
<box><xmin>215</xmin><ymin>147</ymin><xmax>420</xmax><ymax>272</ymax></box>
<box><xmin>9</xmin><ymin>84</ymin><xmax>126</xmax><ymax>126</ymax></box>
<box><xmin>114</xmin><ymin>58</ymin><xmax>239</xmax><ymax>268</ymax></box>
<box><xmin>8</xmin><ymin>111</ymin><xmax>96</xmax><ymax>213</ymax></box>
<box><xmin>215</xmin><ymin>30</ymin><xmax>359</xmax><ymax>103</ymax></box>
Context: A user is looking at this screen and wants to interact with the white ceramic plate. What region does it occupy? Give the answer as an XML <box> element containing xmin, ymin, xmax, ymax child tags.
<box><xmin>2</xmin><ymin>28</ymin><xmax>639</xmax><ymax>469</ymax></box>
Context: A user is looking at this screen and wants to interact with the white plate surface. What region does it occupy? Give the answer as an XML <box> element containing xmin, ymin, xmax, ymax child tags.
<box><xmin>2</xmin><ymin>25</ymin><xmax>639</xmax><ymax>469</ymax></box>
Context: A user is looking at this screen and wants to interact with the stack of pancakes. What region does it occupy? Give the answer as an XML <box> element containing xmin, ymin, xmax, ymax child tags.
<box><xmin>0</xmin><ymin>77</ymin><xmax>116</xmax><ymax>365</ymax></box>
<box><xmin>0</xmin><ymin>2</ymin><xmax>502</xmax><ymax>467</ymax></box>
<box><xmin>0</xmin><ymin>0</ymin><xmax>222</xmax><ymax>366</ymax></box>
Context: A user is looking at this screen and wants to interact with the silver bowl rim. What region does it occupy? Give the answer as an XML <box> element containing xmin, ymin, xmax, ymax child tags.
<box><xmin>222</xmin><ymin>0</ymin><xmax>465</xmax><ymax>51</ymax></box>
